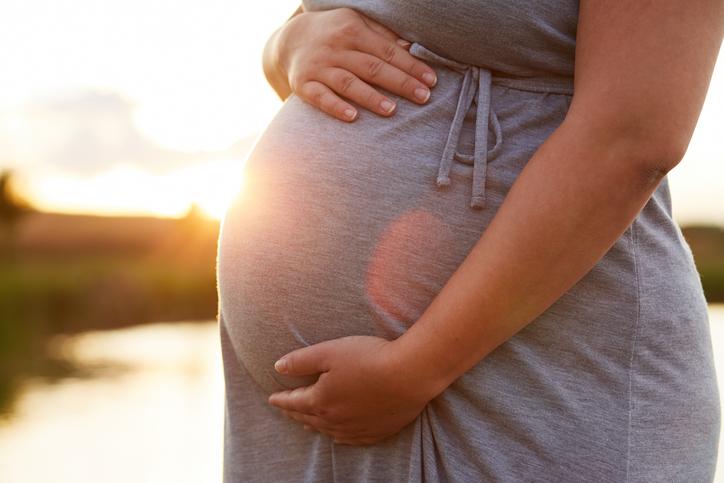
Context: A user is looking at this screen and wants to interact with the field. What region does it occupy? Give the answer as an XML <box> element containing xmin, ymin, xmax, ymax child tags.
<box><xmin>0</xmin><ymin>210</ymin><xmax>219</xmax><ymax>414</ymax></box>
<box><xmin>684</xmin><ymin>225</ymin><xmax>724</xmax><ymax>302</ymax></box>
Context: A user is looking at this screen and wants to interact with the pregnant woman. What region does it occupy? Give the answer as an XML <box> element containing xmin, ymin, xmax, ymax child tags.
<box><xmin>217</xmin><ymin>1</ymin><xmax>724</xmax><ymax>481</ymax></box>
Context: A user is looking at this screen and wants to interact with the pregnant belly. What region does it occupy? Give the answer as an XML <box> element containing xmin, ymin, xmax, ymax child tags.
<box><xmin>216</xmin><ymin>94</ymin><xmax>489</xmax><ymax>395</ymax></box>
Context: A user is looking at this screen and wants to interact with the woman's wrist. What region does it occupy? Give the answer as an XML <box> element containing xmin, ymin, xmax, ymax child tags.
<box><xmin>262</xmin><ymin>9</ymin><xmax>304</xmax><ymax>101</ymax></box>
<box><xmin>262</xmin><ymin>26</ymin><xmax>292</xmax><ymax>100</ymax></box>
<box><xmin>385</xmin><ymin>327</ymin><xmax>459</xmax><ymax>403</ymax></box>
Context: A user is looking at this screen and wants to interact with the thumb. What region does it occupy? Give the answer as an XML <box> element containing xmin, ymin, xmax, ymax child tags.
<box><xmin>274</xmin><ymin>342</ymin><xmax>331</xmax><ymax>376</ymax></box>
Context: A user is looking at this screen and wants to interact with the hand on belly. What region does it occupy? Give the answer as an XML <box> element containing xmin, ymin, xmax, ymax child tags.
<box><xmin>267</xmin><ymin>335</ymin><xmax>438</xmax><ymax>446</ymax></box>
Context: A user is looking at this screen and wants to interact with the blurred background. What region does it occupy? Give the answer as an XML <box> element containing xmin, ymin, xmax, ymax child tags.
<box><xmin>0</xmin><ymin>1</ymin><xmax>722</xmax><ymax>482</ymax></box>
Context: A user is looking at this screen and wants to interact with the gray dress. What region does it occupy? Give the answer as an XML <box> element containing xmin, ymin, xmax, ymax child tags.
<box><xmin>216</xmin><ymin>1</ymin><xmax>721</xmax><ymax>481</ymax></box>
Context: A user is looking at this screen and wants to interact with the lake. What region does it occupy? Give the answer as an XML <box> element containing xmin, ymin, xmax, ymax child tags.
<box><xmin>2</xmin><ymin>307</ymin><xmax>724</xmax><ymax>482</ymax></box>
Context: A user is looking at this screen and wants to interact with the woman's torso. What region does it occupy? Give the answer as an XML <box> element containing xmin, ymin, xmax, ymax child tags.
<box><xmin>218</xmin><ymin>2</ymin><xmax>720</xmax><ymax>480</ymax></box>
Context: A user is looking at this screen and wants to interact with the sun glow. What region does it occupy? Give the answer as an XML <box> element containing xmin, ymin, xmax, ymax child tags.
<box><xmin>0</xmin><ymin>0</ymin><xmax>298</xmax><ymax>220</ymax></box>
<box><xmin>177</xmin><ymin>160</ymin><xmax>247</xmax><ymax>220</ymax></box>
<box><xmin>25</xmin><ymin>159</ymin><xmax>247</xmax><ymax>221</ymax></box>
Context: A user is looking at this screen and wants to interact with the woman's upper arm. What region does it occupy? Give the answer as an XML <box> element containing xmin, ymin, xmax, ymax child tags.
<box><xmin>566</xmin><ymin>0</ymin><xmax>723</xmax><ymax>170</ymax></box>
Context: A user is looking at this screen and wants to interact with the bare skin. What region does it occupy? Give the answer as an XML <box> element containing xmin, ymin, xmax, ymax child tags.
<box><xmin>262</xmin><ymin>6</ymin><xmax>438</xmax><ymax>121</ymax></box>
<box><xmin>267</xmin><ymin>1</ymin><xmax>724</xmax><ymax>445</ymax></box>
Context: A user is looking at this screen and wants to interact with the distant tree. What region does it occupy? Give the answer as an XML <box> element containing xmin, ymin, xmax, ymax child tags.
<box><xmin>0</xmin><ymin>170</ymin><xmax>31</xmax><ymax>221</ymax></box>
<box><xmin>0</xmin><ymin>170</ymin><xmax>32</xmax><ymax>255</ymax></box>
<box><xmin>183</xmin><ymin>202</ymin><xmax>206</xmax><ymax>222</ymax></box>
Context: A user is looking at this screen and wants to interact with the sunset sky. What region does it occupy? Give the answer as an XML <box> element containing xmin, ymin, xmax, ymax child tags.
<box><xmin>1</xmin><ymin>0</ymin><xmax>722</xmax><ymax>222</ymax></box>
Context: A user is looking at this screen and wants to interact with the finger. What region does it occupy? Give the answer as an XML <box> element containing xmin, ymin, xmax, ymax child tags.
<box><xmin>352</xmin><ymin>30</ymin><xmax>437</xmax><ymax>87</ymax></box>
<box><xmin>285</xmin><ymin>413</ymin><xmax>349</xmax><ymax>441</ymax></box>
<box><xmin>274</xmin><ymin>340</ymin><xmax>333</xmax><ymax>376</ymax></box>
<box><xmin>336</xmin><ymin>51</ymin><xmax>431</xmax><ymax>105</ymax></box>
<box><xmin>268</xmin><ymin>385</ymin><xmax>316</xmax><ymax>413</ymax></box>
<box><xmin>280</xmin><ymin>409</ymin><xmax>337</xmax><ymax>431</ymax></box>
<box><xmin>317</xmin><ymin>67</ymin><xmax>398</xmax><ymax>117</ymax></box>
<box><xmin>297</xmin><ymin>80</ymin><xmax>359</xmax><ymax>122</ymax></box>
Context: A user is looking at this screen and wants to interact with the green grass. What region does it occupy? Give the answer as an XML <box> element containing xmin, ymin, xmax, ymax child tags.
<box><xmin>0</xmin><ymin>253</ymin><xmax>219</xmax><ymax>415</ymax></box>
<box><xmin>682</xmin><ymin>225</ymin><xmax>724</xmax><ymax>304</ymax></box>
<box><xmin>699</xmin><ymin>265</ymin><xmax>724</xmax><ymax>303</ymax></box>
<box><xmin>0</xmin><ymin>210</ymin><xmax>221</xmax><ymax>415</ymax></box>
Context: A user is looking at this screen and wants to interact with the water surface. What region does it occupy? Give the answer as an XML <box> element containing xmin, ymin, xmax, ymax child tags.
<box><xmin>0</xmin><ymin>322</ymin><xmax>224</xmax><ymax>483</ymax></box>
<box><xmin>2</xmin><ymin>308</ymin><xmax>724</xmax><ymax>482</ymax></box>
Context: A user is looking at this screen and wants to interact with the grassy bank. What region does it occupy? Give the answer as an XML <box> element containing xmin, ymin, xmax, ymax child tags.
<box><xmin>683</xmin><ymin>225</ymin><xmax>724</xmax><ymax>302</ymax></box>
<box><xmin>0</xmin><ymin>210</ymin><xmax>219</xmax><ymax>415</ymax></box>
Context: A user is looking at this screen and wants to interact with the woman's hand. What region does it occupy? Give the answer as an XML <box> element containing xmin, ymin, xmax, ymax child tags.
<box><xmin>266</xmin><ymin>7</ymin><xmax>438</xmax><ymax>122</ymax></box>
<box><xmin>267</xmin><ymin>335</ymin><xmax>445</xmax><ymax>445</ymax></box>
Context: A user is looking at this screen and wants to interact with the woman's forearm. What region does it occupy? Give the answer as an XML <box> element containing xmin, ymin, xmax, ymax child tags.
<box><xmin>392</xmin><ymin>119</ymin><xmax>672</xmax><ymax>396</ymax></box>
<box><xmin>262</xmin><ymin>5</ymin><xmax>304</xmax><ymax>101</ymax></box>
<box><xmin>390</xmin><ymin>0</ymin><xmax>723</xmax><ymax>396</ymax></box>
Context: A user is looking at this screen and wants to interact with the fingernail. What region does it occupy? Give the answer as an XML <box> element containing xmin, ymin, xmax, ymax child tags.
<box><xmin>380</xmin><ymin>99</ymin><xmax>396</xmax><ymax>113</ymax></box>
<box><xmin>396</xmin><ymin>38</ymin><xmax>411</xmax><ymax>48</ymax></box>
<box><xmin>343</xmin><ymin>108</ymin><xmax>357</xmax><ymax>120</ymax></box>
<box><xmin>422</xmin><ymin>72</ymin><xmax>437</xmax><ymax>87</ymax></box>
<box><xmin>274</xmin><ymin>358</ymin><xmax>287</xmax><ymax>373</ymax></box>
<box><xmin>414</xmin><ymin>87</ymin><xmax>430</xmax><ymax>102</ymax></box>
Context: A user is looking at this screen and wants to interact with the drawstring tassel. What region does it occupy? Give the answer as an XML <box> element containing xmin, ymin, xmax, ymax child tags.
<box><xmin>470</xmin><ymin>69</ymin><xmax>492</xmax><ymax>210</ymax></box>
<box><xmin>436</xmin><ymin>68</ymin><xmax>477</xmax><ymax>189</ymax></box>
<box><xmin>433</xmin><ymin>64</ymin><xmax>502</xmax><ymax>210</ymax></box>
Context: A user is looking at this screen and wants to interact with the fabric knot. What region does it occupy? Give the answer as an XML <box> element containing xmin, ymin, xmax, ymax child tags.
<box><xmin>408</xmin><ymin>41</ymin><xmax>574</xmax><ymax>210</ymax></box>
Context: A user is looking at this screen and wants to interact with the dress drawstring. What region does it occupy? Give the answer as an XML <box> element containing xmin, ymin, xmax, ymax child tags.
<box><xmin>408</xmin><ymin>41</ymin><xmax>573</xmax><ymax>210</ymax></box>
<box><xmin>435</xmin><ymin>66</ymin><xmax>502</xmax><ymax>209</ymax></box>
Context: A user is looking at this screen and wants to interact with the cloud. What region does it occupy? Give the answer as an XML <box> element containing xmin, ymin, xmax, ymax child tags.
<box><xmin>0</xmin><ymin>88</ymin><xmax>254</xmax><ymax>176</ymax></box>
